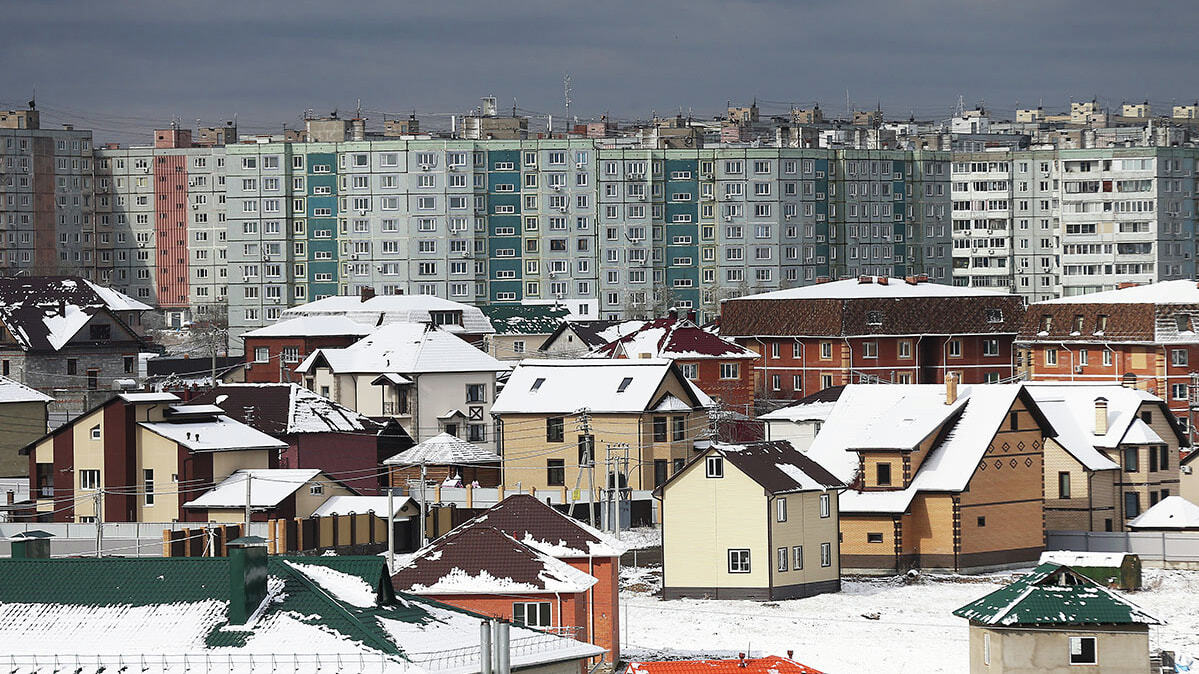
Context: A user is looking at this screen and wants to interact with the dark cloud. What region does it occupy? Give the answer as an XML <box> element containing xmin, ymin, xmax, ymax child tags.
<box><xmin>3</xmin><ymin>0</ymin><xmax>1198</xmax><ymax>143</ymax></box>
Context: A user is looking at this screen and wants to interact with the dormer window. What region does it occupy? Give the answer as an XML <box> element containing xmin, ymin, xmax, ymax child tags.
<box><xmin>1176</xmin><ymin>315</ymin><xmax>1191</xmax><ymax>333</ymax></box>
<box><xmin>985</xmin><ymin>308</ymin><xmax>1003</xmax><ymax>324</ymax></box>
<box><xmin>1041</xmin><ymin>315</ymin><xmax>1053</xmax><ymax>332</ymax></box>
<box><xmin>1096</xmin><ymin>314</ymin><xmax>1109</xmax><ymax>332</ymax></box>
<box><xmin>866</xmin><ymin>311</ymin><xmax>883</xmax><ymax>327</ymax></box>
<box><xmin>1072</xmin><ymin>315</ymin><xmax>1084</xmax><ymax>334</ymax></box>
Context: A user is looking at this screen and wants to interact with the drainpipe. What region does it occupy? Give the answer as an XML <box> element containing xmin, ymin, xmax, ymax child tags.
<box><xmin>1059</xmin><ymin>343</ymin><xmax>1076</xmax><ymax>382</ymax></box>
<box><xmin>794</xmin><ymin>338</ymin><xmax>806</xmax><ymax>397</ymax></box>
<box><xmin>755</xmin><ymin>338</ymin><xmax>769</xmax><ymax>404</ymax></box>
<box><xmin>588</xmin><ymin>556</ymin><xmax>595</xmax><ymax>657</ymax></box>
<box><xmin>914</xmin><ymin>335</ymin><xmax>923</xmax><ymax>384</ymax></box>
<box><xmin>840</xmin><ymin>337</ymin><xmax>854</xmax><ymax>385</ymax></box>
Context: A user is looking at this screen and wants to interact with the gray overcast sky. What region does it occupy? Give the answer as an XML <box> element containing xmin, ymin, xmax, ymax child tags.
<box><xmin>4</xmin><ymin>0</ymin><xmax>1199</xmax><ymax>143</ymax></box>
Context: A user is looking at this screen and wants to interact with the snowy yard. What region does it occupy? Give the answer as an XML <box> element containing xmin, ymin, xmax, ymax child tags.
<box><xmin>620</xmin><ymin>565</ymin><xmax>1199</xmax><ymax>673</ymax></box>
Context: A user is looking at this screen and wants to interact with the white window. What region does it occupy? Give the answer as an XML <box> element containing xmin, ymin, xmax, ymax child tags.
<box><xmin>1069</xmin><ymin>636</ymin><xmax>1097</xmax><ymax>665</ymax></box>
<box><xmin>706</xmin><ymin>456</ymin><xmax>724</xmax><ymax>478</ymax></box>
<box><xmin>80</xmin><ymin>469</ymin><xmax>100</xmax><ymax>489</ymax></box>
<box><xmin>513</xmin><ymin>602</ymin><xmax>552</xmax><ymax>627</ymax></box>
<box><xmin>254</xmin><ymin>347</ymin><xmax>269</xmax><ymax>363</ymax></box>
<box><xmin>777</xmin><ymin>547</ymin><xmax>788</xmax><ymax>572</ymax></box>
<box><xmin>792</xmin><ymin>545</ymin><xmax>803</xmax><ymax>570</ymax></box>
<box><xmin>776</xmin><ymin>498</ymin><xmax>787</xmax><ymax>522</ymax></box>
<box><xmin>680</xmin><ymin>363</ymin><xmax>697</xmax><ymax>379</ymax></box>
<box><xmin>727</xmin><ymin>549</ymin><xmax>750</xmax><ymax>573</ymax></box>
<box><xmin>820</xmin><ymin>542</ymin><xmax>831</xmax><ymax>567</ymax></box>
<box><xmin>820</xmin><ymin>493</ymin><xmax>830</xmax><ymax>518</ymax></box>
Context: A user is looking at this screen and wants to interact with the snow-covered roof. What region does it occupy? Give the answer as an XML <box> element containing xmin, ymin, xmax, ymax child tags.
<box><xmin>0</xmin><ymin>375</ymin><xmax>52</xmax><ymax>404</ymax></box>
<box><xmin>117</xmin><ymin>392</ymin><xmax>181</xmax><ymax>404</ymax></box>
<box><xmin>383</xmin><ymin>432</ymin><xmax>501</xmax><ymax>466</ymax></box>
<box><xmin>139</xmin><ymin>416</ymin><xmax>289</xmax><ymax>453</ymax></box>
<box><xmin>453</xmin><ymin>494</ymin><xmax>628</xmax><ymax>558</ymax></box>
<box><xmin>954</xmin><ymin>563</ymin><xmax>1160</xmax><ymax>626</ymax></box>
<box><xmin>183</xmin><ymin>469</ymin><xmax>322</xmax><ymax>509</ymax></box>
<box><xmin>492</xmin><ymin>359</ymin><xmax>703</xmax><ymax>414</ymax></box>
<box><xmin>588</xmin><ymin>317</ymin><xmax>757</xmax><ymax>361</ymax></box>
<box><xmin>807</xmin><ymin>384</ymin><xmax>1037</xmax><ymax>513</ymax></box>
<box><xmin>759</xmin><ymin>401</ymin><xmax>837</xmax><ymax>423</ymax></box>
<box><xmin>282</xmin><ymin>295</ymin><xmax>494</xmax><ymax>335</ymax></box>
<box><xmin>392</xmin><ymin>526</ymin><xmax>598</xmax><ymax>595</ymax></box>
<box><xmin>734</xmin><ymin>276</ymin><xmax>1010</xmax><ymax>301</ymax></box>
<box><xmin>1022</xmin><ymin>383</ymin><xmax>1173</xmax><ymax>470</ymax></box>
<box><xmin>652</xmin><ymin>394</ymin><xmax>693</xmax><ymax>412</ymax></box>
<box><xmin>311</xmin><ymin>495</ymin><xmax>415</xmax><ymax>518</ymax></box>
<box><xmin>1128</xmin><ymin>496</ymin><xmax>1199</xmax><ymax>530</ymax></box>
<box><xmin>191</xmin><ymin>383</ymin><xmax>377</xmax><ymax>435</ymax></box>
<box><xmin>701</xmin><ymin>441</ymin><xmax>843</xmax><ymax>494</ymax></box>
<box><xmin>0</xmin><ymin>277</ymin><xmax>150</xmax><ymax>352</ymax></box>
<box><xmin>1039</xmin><ymin>551</ymin><xmax>1131</xmax><ymax>567</ymax></box>
<box><xmin>1039</xmin><ymin>279</ymin><xmax>1199</xmax><ymax>305</ymax></box>
<box><xmin>297</xmin><ymin>323</ymin><xmax>505</xmax><ymax>375</ymax></box>
<box><xmin>480</xmin><ymin>304</ymin><xmax>571</xmax><ymax>335</ymax></box>
<box><xmin>241</xmin><ymin>315</ymin><xmax>376</xmax><ymax>339</ymax></box>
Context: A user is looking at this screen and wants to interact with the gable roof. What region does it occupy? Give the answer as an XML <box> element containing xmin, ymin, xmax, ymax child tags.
<box><xmin>145</xmin><ymin>356</ymin><xmax>245</xmax><ymax>382</ymax></box>
<box><xmin>481</xmin><ymin>303</ymin><xmax>571</xmax><ymax>335</ymax></box>
<box><xmin>807</xmin><ymin>384</ymin><xmax>1056</xmax><ymax>514</ymax></box>
<box><xmin>182</xmin><ymin>469</ymin><xmax>326</xmax><ymax>510</ymax></box>
<box><xmin>383</xmin><ymin>432</ymin><xmax>501</xmax><ymax>466</ymax></box>
<box><xmin>626</xmin><ymin>655</ymin><xmax>823</xmax><ymax>674</ymax></box>
<box><xmin>311</xmin><ymin>495</ymin><xmax>416</xmax><ymax>518</ymax></box>
<box><xmin>1040</xmin><ymin>279</ymin><xmax>1199</xmax><ymax>305</ymax></box>
<box><xmin>660</xmin><ymin>441</ymin><xmax>843</xmax><ymax>496</ymax></box>
<box><xmin>541</xmin><ymin>319</ymin><xmax>646</xmax><ymax>351</ymax></box>
<box><xmin>1127</xmin><ymin>496</ymin><xmax>1199</xmax><ymax>530</ymax></box>
<box><xmin>0</xmin><ymin>375</ymin><xmax>52</xmax><ymax>404</ymax></box>
<box><xmin>453</xmin><ymin>494</ymin><xmax>627</xmax><ymax>558</ymax></box>
<box><xmin>589</xmin><ymin>316</ymin><xmax>758</xmax><ymax>360</ymax></box>
<box><xmin>139</xmin><ymin>413</ymin><xmax>289</xmax><ymax>453</ymax></box>
<box><xmin>758</xmin><ymin>386</ymin><xmax>845</xmax><ymax>423</ymax></box>
<box><xmin>1023</xmin><ymin>382</ymin><xmax>1185</xmax><ymax>463</ymax></box>
<box><xmin>0</xmin><ymin>554</ymin><xmax>603</xmax><ymax>667</ymax></box>
<box><xmin>391</xmin><ymin>525</ymin><xmax>598</xmax><ymax>595</ymax></box>
<box><xmin>953</xmin><ymin>563</ymin><xmax>1160</xmax><ymax>627</ymax></box>
<box><xmin>296</xmin><ymin>323</ymin><xmax>506</xmax><ymax>375</ymax></box>
<box><xmin>241</xmin><ymin>315</ymin><xmax>376</xmax><ymax>339</ymax></box>
<box><xmin>720</xmin><ymin>277</ymin><xmax>1023</xmax><ymax>338</ymax></box>
<box><xmin>190</xmin><ymin>383</ymin><xmax>379</xmax><ymax>435</ymax></box>
<box><xmin>0</xmin><ymin>277</ymin><xmax>149</xmax><ymax>352</ymax></box>
<box><xmin>281</xmin><ymin>295</ymin><xmax>494</xmax><ymax>335</ymax></box>
<box><xmin>491</xmin><ymin>358</ymin><xmax>704</xmax><ymax>414</ymax></box>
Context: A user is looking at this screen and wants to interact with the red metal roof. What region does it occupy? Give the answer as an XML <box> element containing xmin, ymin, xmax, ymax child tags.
<box><xmin>626</xmin><ymin>656</ymin><xmax>822</xmax><ymax>674</ymax></box>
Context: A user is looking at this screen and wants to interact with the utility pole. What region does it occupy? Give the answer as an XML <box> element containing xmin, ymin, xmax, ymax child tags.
<box><xmin>386</xmin><ymin>470</ymin><xmax>395</xmax><ymax>572</ymax></box>
<box><xmin>418</xmin><ymin>463</ymin><xmax>428</xmax><ymax>547</ymax></box>
<box><xmin>94</xmin><ymin>490</ymin><xmax>103</xmax><ymax>558</ymax></box>
<box><xmin>575</xmin><ymin>408</ymin><xmax>594</xmax><ymax>527</ymax></box>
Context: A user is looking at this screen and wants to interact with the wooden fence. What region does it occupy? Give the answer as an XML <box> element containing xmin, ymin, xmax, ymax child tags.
<box><xmin>162</xmin><ymin>513</ymin><xmax>391</xmax><ymax>557</ymax></box>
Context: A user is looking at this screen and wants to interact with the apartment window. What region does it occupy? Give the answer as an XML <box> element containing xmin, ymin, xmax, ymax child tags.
<box><xmin>67</xmin><ymin>359</ymin><xmax>78</xmax><ymax>375</ymax></box>
<box><xmin>1068</xmin><ymin>636</ymin><xmax>1097</xmax><ymax>665</ymax></box>
<box><xmin>143</xmin><ymin>469</ymin><xmax>155</xmax><ymax>506</ymax></box>
<box><xmin>820</xmin><ymin>542</ymin><xmax>831</xmax><ymax>567</ymax></box>
<box><xmin>1058</xmin><ymin>472</ymin><xmax>1071</xmax><ymax>499</ymax></box>
<box><xmin>1172</xmin><ymin>349</ymin><xmax>1189</xmax><ymax>367</ymax></box>
<box><xmin>1124</xmin><ymin>491</ymin><xmax>1140</xmax><ymax>518</ymax></box>
<box><xmin>706</xmin><ymin>456</ymin><xmax>724</xmax><ymax>478</ymax></box>
<box><xmin>255</xmin><ymin>347</ymin><xmax>269</xmax><ymax>363</ymax></box>
<box><xmin>820</xmin><ymin>342</ymin><xmax>832</xmax><ymax>359</ymax></box>
<box><xmin>727</xmin><ymin>549</ymin><xmax>751</xmax><ymax>573</ymax></box>
<box><xmin>513</xmin><ymin>602</ymin><xmax>552</xmax><ymax>628</ymax></box>
<box><xmin>1045</xmin><ymin>348</ymin><xmax>1058</xmax><ymax>366</ymax></box>
<box><xmin>777</xmin><ymin>547</ymin><xmax>788</xmax><ymax>572</ymax></box>
<box><xmin>819</xmin><ymin>493</ymin><xmax>830</xmax><ymax>518</ymax></box>
<box><xmin>898</xmin><ymin>340</ymin><xmax>912</xmax><ymax>359</ymax></box>
<box><xmin>680</xmin><ymin>363</ymin><xmax>698</xmax><ymax>379</ymax></box>
<box><xmin>1160</xmin><ymin>445</ymin><xmax>1170</xmax><ymax>471</ymax></box>
<box><xmin>792</xmin><ymin>546</ymin><xmax>803</xmax><ymax>570</ymax></box>
<box><xmin>983</xmin><ymin>339</ymin><xmax>999</xmax><ymax>357</ymax></box>
<box><xmin>862</xmin><ymin>341</ymin><xmax>878</xmax><ymax>358</ymax></box>
<box><xmin>1123</xmin><ymin>447</ymin><xmax>1139</xmax><ymax>472</ymax></box>
<box><xmin>547</xmin><ymin>459</ymin><xmax>565</xmax><ymax>486</ymax></box>
<box><xmin>720</xmin><ymin>363</ymin><xmax>740</xmax><ymax>380</ymax></box>
<box><xmin>468</xmin><ymin>424</ymin><xmax>486</xmax><ymax>443</ymax></box>
<box><xmin>672</xmin><ymin>416</ymin><xmax>685</xmax><ymax>442</ymax></box>
<box><xmin>546</xmin><ymin>417</ymin><xmax>565</xmax><ymax>443</ymax></box>
<box><xmin>776</xmin><ymin>498</ymin><xmax>787</xmax><ymax>522</ymax></box>
<box><xmin>876</xmin><ymin>463</ymin><xmax>892</xmax><ymax>486</ymax></box>
<box><xmin>79</xmin><ymin>469</ymin><xmax>100</xmax><ymax>490</ymax></box>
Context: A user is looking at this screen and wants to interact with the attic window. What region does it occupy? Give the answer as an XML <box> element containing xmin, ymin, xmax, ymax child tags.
<box><xmin>530</xmin><ymin>377</ymin><xmax>546</xmax><ymax>392</ymax></box>
<box><xmin>309</xmin><ymin>483</ymin><xmax>324</xmax><ymax>496</ymax></box>
<box><xmin>1176</xmin><ymin>315</ymin><xmax>1191</xmax><ymax>333</ymax></box>
<box><xmin>1072</xmin><ymin>315</ymin><xmax>1084</xmax><ymax>333</ymax></box>
<box><xmin>985</xmin><ymin>308</ymin><xmax>1003</xmax><ymax>323</ymax></box>
<box><xmin>866</xmin><ymin>311</ymin><xmax>883</xmax><ymax>326</ymax></box>
<box><xmin>1096</xmin><ymin>314</ymin><xmax>1109</xmax><ymax>332</ymax></box>
<box><xmin>617</xmin><ymin>377</ymin><xmax>634</xmax><ymax>393</ymax></box>
<box><xmin>1041</xmin><ymin>315</ymin><xmax>1052</xmax><ymax>332</ymax></box>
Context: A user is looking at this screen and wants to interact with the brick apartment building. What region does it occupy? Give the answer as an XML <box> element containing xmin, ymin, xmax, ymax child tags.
<box><xmin>720</xmin><ymin>275</ymin><xmax>1025</xmax><ymax>407</ymax></box>
<box><xmin>1018</xmin><ymin>280</ymin><xmax>1199</xmax><ymax>438</ymax></box>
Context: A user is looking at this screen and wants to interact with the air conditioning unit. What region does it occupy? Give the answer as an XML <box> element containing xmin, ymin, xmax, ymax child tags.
<box><xmin>558</xmin><ymin>206</ymin><xmax>567</xmax><ymax>213</ymax></box>
<box><xmin>637</xmin><ymin>195</ymin><xmax>645</xmax><ymax>201</ymax></box>
<box><xmin>192</xmin><ymin>204</ymin><xmax>199</xmax><ymax>210</ymax></box>
<box><xmin>724</xmin><ymin>215</ymin><xmax>732</xmax><ymax>222</ymax></box>
<box><xmin>576</xmin><ymin>162</ymin><xmax>586</xmax><ymax>169</ymax></box>
<box><xmin>420</xmin><ymin>164</ymin><xmax>431</xmax><ymax>171</ymax></box>
<box><xmin>552</xmin><ymin>185</ymin><xmax>561</xmax><ymax>191</ymax></box>
<box><xmin>1073</xmin><ymin>365</ymin><xmax>1084</xmax><ymax>373</ymax></box>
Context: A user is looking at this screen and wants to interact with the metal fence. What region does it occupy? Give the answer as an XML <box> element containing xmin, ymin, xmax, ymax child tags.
<box><xmin>0</xmin><ymin>521</ymin><xmax>270</xmax><ymax>557</ymax></box>
<box><xmin>1047</xmin><ymin>530</ymin><xmax>1199</xmax><ymax>563</ymax></box>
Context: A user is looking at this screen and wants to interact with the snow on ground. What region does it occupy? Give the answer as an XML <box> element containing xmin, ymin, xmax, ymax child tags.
<box><xmin>617</xmin><ymin>527</ymin><xmax>661</xmax><ymax>551</ymax></box>
<box><xmin>620</xmin><ymin>566</ymin><xmax>1199</xmax><ymax>674</ymax></box>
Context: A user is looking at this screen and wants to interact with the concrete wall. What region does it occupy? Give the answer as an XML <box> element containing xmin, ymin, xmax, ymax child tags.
<box><xmin>968</xmin><ymin>624</ymin><xmax>1150</xmax><ymax>674</ymax></box>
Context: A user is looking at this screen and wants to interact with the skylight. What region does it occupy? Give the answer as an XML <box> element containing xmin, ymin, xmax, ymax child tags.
<box><xmin>617</xmin><ymin>377</ymin><xmax>634</xmax><ymax>393</ymax></box>
<box><xmin>530</xmin><ymin>377</ymin><xmax>546</xmax><ymax>392</ymax></box>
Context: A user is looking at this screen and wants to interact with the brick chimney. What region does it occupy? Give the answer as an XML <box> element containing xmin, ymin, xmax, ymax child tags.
<box><xmin>227</xmin><ymin>536</ymin><xmax>269</xmax><ymax>625</ymax></box>
<box><xmin>1122</xmin><ymin>373</ymin><xmax>1137</xmax><ymax>389</ymax></box>
<box><xmin>1094</xmin><ymin>397</ymin><xmax>1109</xmax><ymax>435</ymax></box>
<box><xmin>945</xmin><ymin>373</ymin><xmax>958</xmax><ymax>405</ymax></box>
<box><xmin>360</xmin><ymin>286</ymin><xmax>376</xmax><ymax>302</ymax></box>
<box><xmin>876</xmin><ymin>277</ymin><xmax>889</xmax><ymax>285</ymax></box>
<box><xmin>858</xmin><ymin>275</ymin><xmax>872</xmax><ymax>284</ymax></box>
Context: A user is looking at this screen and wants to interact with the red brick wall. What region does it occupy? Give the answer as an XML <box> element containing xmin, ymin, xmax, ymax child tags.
<box><xmin>407</xmin><ymin>591</ymin><xmax>590</xmax><ymax>641</ymax></box>
<box><xmin>153</xmin><ymin>155</ymin><xmax>189</xmax><ymax>308</ymax></box>
<box><xmin>51</xmin><ymin>431</ymin><xmax>74</xmax><ymax>522</ymax></box>
<box><xmin>289</xmin><ymin>433</ymin><xmax>384</xmax><ymax>494</ymax></box>
<box><xmin>688</xmin><ymin>357</ymin><xmax>756</xmax><ymax>413</ymax></box>
<box><xmin>243</xmin><ymin>336</ymin><xmax>360</xmax><ymax>383</ymax></box>
<box><xmin>103</xmin><ymin>402</ymin><xmax>136</xmax><ymax>521</ymax></box>
<box><xmin>563</xmin><ymin>556</ymin><xmax>620</xmax><ymax>662</ymax></box>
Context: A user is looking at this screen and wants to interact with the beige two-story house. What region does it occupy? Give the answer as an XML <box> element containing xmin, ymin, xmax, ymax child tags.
<box><xmin>657</xmin><ymin>440</ymin><xmax>844</xmax><ymax>601</ymax></box>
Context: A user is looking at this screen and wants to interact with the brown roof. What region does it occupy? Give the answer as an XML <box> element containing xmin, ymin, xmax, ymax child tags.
<box><xmin>1017</xmin><ymin>302</ymin><xmax>1174</xmax><ymax>343</ymax></box>
<box><xmin>717</xmin><ymin>440</ymin><xmax>845</xmax><ymax>494</ymax></box>
<box><xmin>389</xmin><ymin>525</ymin><xmax>596</xmax><ymax>594</ymax></box>
<box><xmin>454</xmin><ymin>494</ymin><xmax>624</xmax><ymax>558</ymax></box>
<box><xmin>189</xmin><ymin>383</ymin><xmax>378</xmax><ymax>436</ymax></box>
<box><xmin>721</xmin><ymin>296</ymin><xmax>1025</xmax><ymax>338</ymax></box>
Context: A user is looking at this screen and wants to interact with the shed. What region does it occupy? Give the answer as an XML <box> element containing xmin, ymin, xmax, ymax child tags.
<box><xmin>1038</xmin><ymin>550</ymin><xmax>1141</xmax><ymax>590</ymax></box>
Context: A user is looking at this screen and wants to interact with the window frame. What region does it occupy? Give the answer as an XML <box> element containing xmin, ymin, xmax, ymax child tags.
<box><xmin>706</xmin><ymin>456</ymin><xmax>724</xmax><ymax>478</ymax></box>
<box><xmin>727</xmin><ymin>548</ymin><xmax>751</xmax><ymax>574</ymax></box>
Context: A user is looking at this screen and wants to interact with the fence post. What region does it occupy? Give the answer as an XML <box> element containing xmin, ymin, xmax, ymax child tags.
<box><xmin>162</xmin><ymin>528</ymin><xmax>172</xmax><ymax>558</ymax></box>
<box><xmin>465</xmin><ymin>485</ymin><xmax>473</xmax><ymax>509</ymax></box>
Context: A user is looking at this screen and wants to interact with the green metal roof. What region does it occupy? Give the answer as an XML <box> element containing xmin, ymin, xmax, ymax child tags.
<box><xmin>481</xmin><ymin>304</ymin><xmax>570</xmax><ymax>335</ymax></box>
<box><xmin>953</xmin><ymin>563</ymin><xmax>1160</xmax><ymax>627</ymax></box>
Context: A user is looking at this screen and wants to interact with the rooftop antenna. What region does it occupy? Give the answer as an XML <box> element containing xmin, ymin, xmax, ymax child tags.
<box><xmin>955</xmin><ymin>94</ymin><xmax>965</xmax><ymax>117</ymax></box>
<box><xmin>512</xmin><ymin>98</ymin><xmax>518</xmax><ymax>118</ymax></box>
<box><xmin>563</xmin><ymin>73</ymin><xmax>572</xmax><ymax>134</ymax></box>
<box><xmin>846</xmin><ymin>89</ymin><xmax>851</xmax><ymax>120</ymax></box>
<box><xmin>356</xmin><ymin>98</ymin><xmax>362</xmax><ymax>119</ymax></box>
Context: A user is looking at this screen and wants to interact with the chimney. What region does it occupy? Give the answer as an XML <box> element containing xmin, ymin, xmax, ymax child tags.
<box><xmin>905</xmin><ymin>276</ymin><xmax>918</xmax><ymax>285</ymax></box>
<box><xmin>945</xmin><ymin>373</ymin><xmax>958</xmax><ymax>405</ymax></box>
<box><xmin>360</xmin><ymin>286</ymin><xmax>376</xmax><ymax>303</ymax></box>
<box><xmin>876</xmin><ymin>277</ymin><xmax>889</xmax><ymax>285</ymax></box>
<box><xmin>480</xmin><ymin>620</ymin><xmax>494</xmax><ymax>674</ymax></box>
<box><xmin>1122</xmin><ymin>373</ymin><xmax>1137</xmax><ymax>389</ymax></box>
<box><xmin>491</xmin><ymin>619</ymin><xmax>511</xmax><ymax>674</ymax></box>
<box><xmin>787</xmin><ymin>651</ymin><xmax>794</xmax><ymax>660</ymax></box>
<box><xmin>227</xmin><ymin>536</ymin><xmax>268</xmax><ymax>625</ymax></box>
<box><xmin>1094</xmin><ymin>397</ymin><xmax>1109</xmax><ymax>436</ymax></box>
<box><xmin>687</xmin><ymin>309</ymin><xmax>697</xmax><ymax>323</ymax></box>
<box><xmin>738</xmin><ymin>653</ymin><xmax>748</xmax><ymax>668</ymax></box>
<box><xmin>858</xmin><ymin>275</ymin><xmax>872</xmax><ymax>284</ymax></box>
<box><xmin>8</xmin><ymin>530</ymin><xmax>53</xmax><ymax>559</ymax></box>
